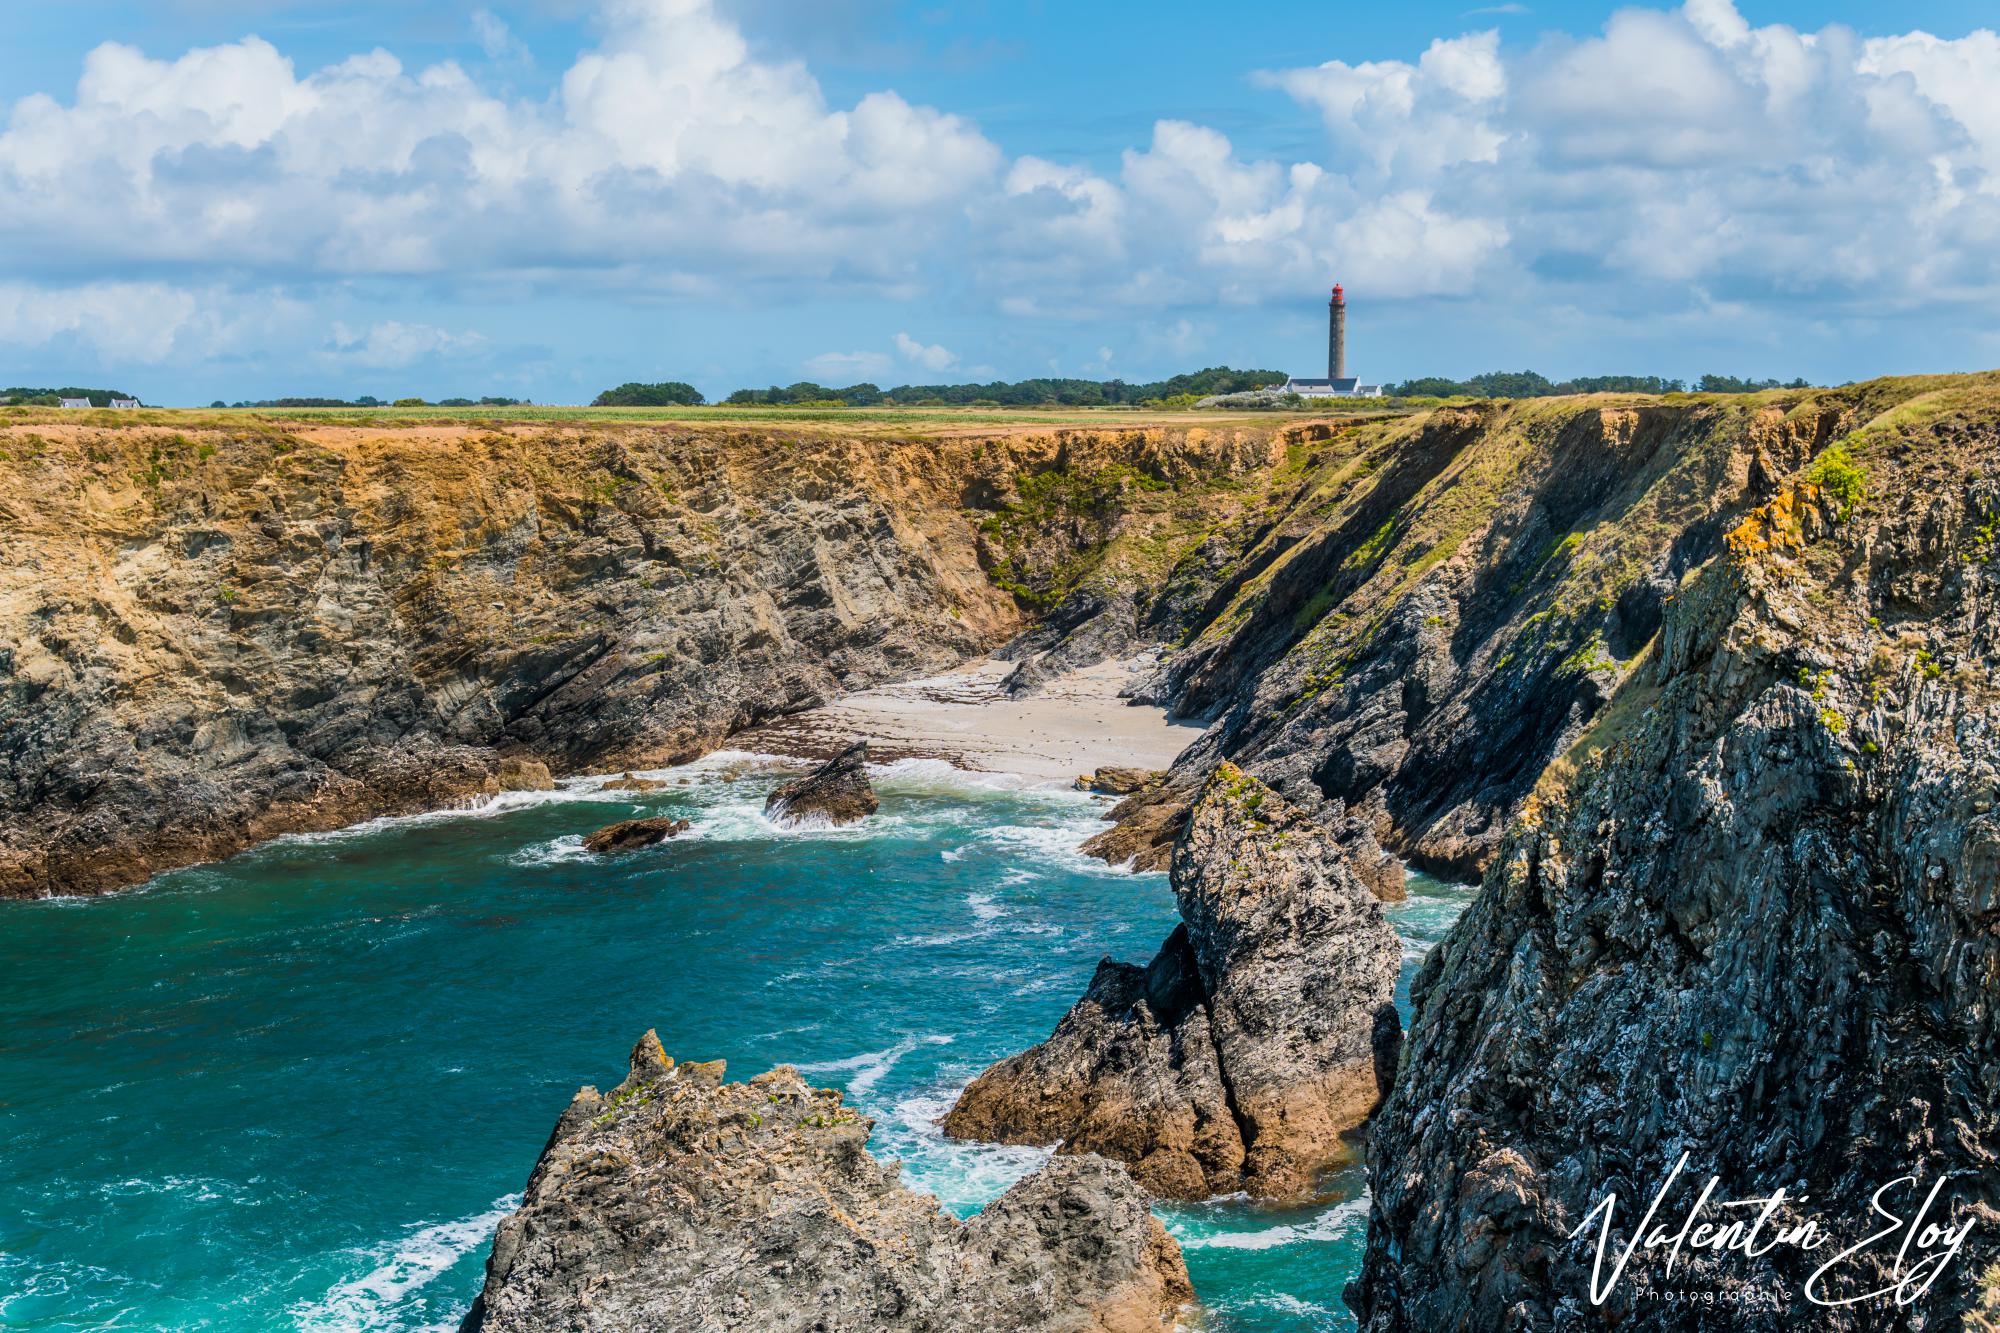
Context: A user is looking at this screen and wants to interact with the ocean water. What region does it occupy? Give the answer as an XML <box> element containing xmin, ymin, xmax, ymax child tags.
<box><xmin>0</xmin><ymin>755</ymin><xmax>1475</xmax><ymax>1332</ymax></box>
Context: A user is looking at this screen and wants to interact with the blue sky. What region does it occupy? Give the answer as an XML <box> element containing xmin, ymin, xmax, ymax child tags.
<box><xmin>2</xmin><ymin>0</ymin><xmax>1997</xmax><ymax>403</ymax></box>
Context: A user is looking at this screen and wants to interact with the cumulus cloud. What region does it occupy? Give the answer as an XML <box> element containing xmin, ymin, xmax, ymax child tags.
<box><xmin>0</xmin><ymin>0</ymin><xmax>1997</xmax><ymax>372</ymax></box>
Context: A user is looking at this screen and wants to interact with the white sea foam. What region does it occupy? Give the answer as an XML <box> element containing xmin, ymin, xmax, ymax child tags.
<box><xmin>507</xmin><ymin>835</ymin><xmax>590</xmax><ymax>867</ymax></box>
<box><xmin>291</xmin><ymin>1194</ymin><xmax>520</xmax><ymax>1333</ymax></box>
<box><xmin>795</xmin><ymin>1034</ymin><xmax>954</xmax><ymax>1099</ymax></box>
<box><xmin>871</xmin><ymin>1083</ymin><xmax>1054</xmax><ymax>1215</ymax></box>
<box><xmin>1169</xmin><ymin>1194</ymin><xmax>1370</xmax><ymax>1252</ymax></box>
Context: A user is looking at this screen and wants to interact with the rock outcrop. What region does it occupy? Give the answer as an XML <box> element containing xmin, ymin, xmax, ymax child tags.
<box><xmin>0</xmin><ymin>417</ymin><xmax>1282</xmax><ymax>896</ymax></box>
<box><xmin>1074</xmin><ymin>766</ymin><xmax>1163</xmax><ymax>795</ymax></box>
<box><xmin>581</xmin><ymin>815</ymin><xmax>690</xmax><ymax>853</ymax></box>
<box><xmin>1350</xmin><ymin>403</ymin><xmax>2000</xmax><ymax>1328</ymax></box>
<box><xmin>944</xmin><ymin>764</ymin><xmax>1400</xmax><ymax>1200</ymax></box>
<box><xmin>461</xmin><ymin>1032</ymin><xmax>1192</xmax><ymax>1333</ymax></box>
<box><xmin>763</xmin><ymin>740</ymin><xmax>878</xmax><ymax>827</ymax></box>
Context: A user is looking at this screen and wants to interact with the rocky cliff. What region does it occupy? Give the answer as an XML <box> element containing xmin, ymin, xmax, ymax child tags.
<box><xmin>943</xmin><ymin>763</ymin><xmax>1400</xmax><ymax>1201</ymax></box>
<box><xmin>0</xmin><ymin>417</ymin><xmax>1282</xmax><ymax>896</ymax></box>
<box><xmin>1076</xmin><ymin>389</ymin><xmax>1872</xmax><ymax>884</ymax></box>
<box><xmin>461</xmin><ymin>1032</ymin><xmax>1191</xmax><ymax>1333</ymax></box>
<box><xmin>1349</xmin><ymin>386</ymin><xmax>2000</xmax><ymax>1327</ymax></box>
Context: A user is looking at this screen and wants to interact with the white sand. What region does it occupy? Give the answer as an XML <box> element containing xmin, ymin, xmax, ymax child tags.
<box><xmin>735</xmin><ymin>653</ymin><xmax>1204</xmax><ymax>786</ymax></box>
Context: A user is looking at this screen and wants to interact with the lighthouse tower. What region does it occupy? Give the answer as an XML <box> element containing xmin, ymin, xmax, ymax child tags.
<box><xmin>1329</xmin><ymin>283</ymin><xmax>1346</xmax><ymax>381</ymax></box>
<box><xmin>1282</xmin><ymin>280</ymin><xmax>1381</xmax><ymax>397</ymax></box>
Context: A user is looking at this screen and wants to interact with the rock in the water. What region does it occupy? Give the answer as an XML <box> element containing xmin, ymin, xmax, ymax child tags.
<box><xmin>1074</xmin><ymin>766</ymin><xmax>1164</xmax><ymax>795</ymax></box>
<box><xmin>460</xmin><ymin>1032</ymin><xmax>1192</xmax><ymax>1333</ymax></box>
<box><xmin>763</xmin><ymin>740</ymin><xmax>878</xmax><ymax>827</ymax></box>
<box><xmin>601</xmin><ymin>772</ymin><xmax>669</xmax><ymax>792</ymax></box>
<box><xmin>944</xmin><ymin>763</ymin><xmax>1400</xmax><ymax>1200</ymax></box>
<box><xmin>581</xmin><ymin>816</ymin><xmax>690</xmax><ymax>854</ymax></box>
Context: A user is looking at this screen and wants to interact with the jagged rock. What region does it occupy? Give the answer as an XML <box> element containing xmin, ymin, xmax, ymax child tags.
<box><xmin>1350</xmin><ymin>434</ymin><xmax>2000</xmax><ymax>1330</ymax></box>
<box><xmin>763</xmin><ymin>740</ymin><xmax>878</xmax><ymax>827</ymax></box>
<box><xmin>601</xmin><ymin>772</ymin><xmax>669</xmax><ymax>792</ymax></box>
<box><xmin>945</xmin><ymin>764</ymin><xmax>1400</xmax><ymax>1200</ymax></box>
<box><xmin>1078</xmin><ymin>784</ymin><xmax>1189</xmax><ymax>872</ymax></box>
<box><xmin>1074</xmin><ymin>766</ymin><xmax>1164</xmax><ymax>795</ymax></box>
<box><xmin>581</xmin><ymin>816</ymin><xmax>690</xmax><ymax>853</ymax></box>
<box><xmin>460</xmin><ymin>1032</ymin><xmax>1192</xmax><ymax>1333</ymax></box>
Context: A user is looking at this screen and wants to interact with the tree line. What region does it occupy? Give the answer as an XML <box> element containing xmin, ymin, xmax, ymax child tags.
<box><xmin>2</xmin><ymin>385</ymin><xmax>138</xmax><ymax>405</ymax></box>
<box><xmin>1387</xmin><ymin>371</ymin><xmax>1814</xmax><ymax>398</ymax></box>
<box><xmin>594</xmin><ymin>367</ymin><xmax>1287</xmax><ymax>408</ymax></box>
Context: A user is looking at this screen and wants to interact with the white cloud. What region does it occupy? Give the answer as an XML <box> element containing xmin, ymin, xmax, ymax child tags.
<box><xmin>0</xmin><ymin>0</ymin><xmax>1997</xmax><ymax>373</ymax></box>
<box><xmin>328</xmin><ymin>320</ymin><xmax>486</xmax><ymax>367</ymax></box>
<box><xmin>471</xmin><ymin>9</ymin><xmax>531</xmax><ymax>66</ymax></box>
<box><xmin>0</xmin><ymin>281</ymin><xmax>300</xmax><ymax>363</ymax></box>
<box><xmin>893</xmin><ymin>331</ymin><xmax>956</xmax><ymax>371</ymax></box>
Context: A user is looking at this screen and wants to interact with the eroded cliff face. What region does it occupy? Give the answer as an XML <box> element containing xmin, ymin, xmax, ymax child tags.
<box><xmin>942</xmin><ymin>764</ymin><xmax>1401</xmax><ymax>1201</ymax></box>
<box><xmin>0</xmin><ymin>418</ymin><xmax>1282</xmax><ymax>896</ymax></box>
<box><xmin>1350</xmin><ymin>391</ymin><xmax>2000</xmax><ymax>1327</ymax></box>
<box><xmin>1082</xmin><ymin>385</ymin><xmax>1911</xmax><ymax>885</ymax></box>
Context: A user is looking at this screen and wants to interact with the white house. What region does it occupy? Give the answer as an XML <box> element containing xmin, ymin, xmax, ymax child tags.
<box><xmin>110</xmin><ymin>398</ymin><xmax>140</xmax><ymax>409</ymax></box>
<box><xmin>1284</xmin><ymin>377</ymin><xmax>1384</xmax><ymax>398</ymax></box>
<box><xmin>58</xmin><ymin>397</ymin><xmax>91</xmax><ymax>409</ymax></box>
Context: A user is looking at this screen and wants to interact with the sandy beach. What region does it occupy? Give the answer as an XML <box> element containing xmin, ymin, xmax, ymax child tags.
<box><xmin>735</xmin><ymin>653</ymin><xmax>1204</xmax><ymax>786</ymax></box>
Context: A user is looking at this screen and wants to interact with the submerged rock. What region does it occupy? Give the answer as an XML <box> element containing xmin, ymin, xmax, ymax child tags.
<box><xmin>581</xmin><ymin>816</ymin><xmax>690</xmax><ymax>854</ymax></box>
<box><xmin>460</xmin><ymin>1032</ymin><xmax>1192</xmax><ymax>1333</ymax></box>
<box><xmin>763</xmin><ymin>740</ymin><xmax>878</xmax><ymax>827</ymax></box>
<box><xmin>601</xmin><ymin>772</ymin><xmax>669</xmax><ymax>793</ymax></box>
<box><xmin>944</xmin><ymin>764</ymin><xmax>1400</xmax><ymax>1200</ymax></box>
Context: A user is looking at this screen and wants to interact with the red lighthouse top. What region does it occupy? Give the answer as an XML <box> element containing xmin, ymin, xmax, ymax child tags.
<box><xmin>1332</xmin><ymin>283</ymin><xmax>1345</xmax><ymax>303</ymax></box>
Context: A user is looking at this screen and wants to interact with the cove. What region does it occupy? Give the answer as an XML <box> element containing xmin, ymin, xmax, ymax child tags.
<box><xmin>0</xmin><ymin>756</ymin><xmax>1471</xmax><ymax>1332</ymax></box>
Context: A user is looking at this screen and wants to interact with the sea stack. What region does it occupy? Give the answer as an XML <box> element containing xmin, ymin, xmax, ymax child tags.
<box><xmin>460</xmin><ymin>1032</ymin><xmax>1193</xmax><ymax>1333</ymax></box>
<box><xmin>944</xmin><ymin>763</ymin><xmax>1401</xmax><ymax>1200</ymax></box>
<box><xmin>763</xmin><ymin>740</ymin><xmax>879</xmax><ymax>827</ymax></box>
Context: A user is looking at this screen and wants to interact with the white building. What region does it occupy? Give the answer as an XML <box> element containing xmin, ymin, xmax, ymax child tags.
<box><xmin>58</xmin><ymin>397</ymin><xmax>91</xmax><ymax>409</ymax></box>
<box><xmin>1284</xmin><ymin>377</ymin><xmax>1384</xmax><ymax>398</ymax></box>
<box><xmin>110</xmin><ymin>398</ymin><xmax>140</xmax><ymax>409</ymax></box>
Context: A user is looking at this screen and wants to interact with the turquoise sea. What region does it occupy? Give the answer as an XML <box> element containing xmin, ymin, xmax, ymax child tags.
<box><xmin>0</xmin><ymin>756</ymin><xmax>1473</xmax><ymax>1332</ymax></box>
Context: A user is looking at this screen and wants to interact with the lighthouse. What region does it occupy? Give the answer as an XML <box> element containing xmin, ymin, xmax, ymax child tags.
<box><xmin>1329</xmin><ymin>283</ymin><xmax>1346</xmax><ymax>381</ymax></box>
<box><xmin>1284</xmin><ymin>280</ymin><xmax>1381</xmax><ymax>398</ymax></box>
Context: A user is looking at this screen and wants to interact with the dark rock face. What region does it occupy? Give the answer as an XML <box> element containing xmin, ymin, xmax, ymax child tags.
<box><xmin>763</xmin><ymin>740</ymin><xmax>878</xmax><ymax>827</ymax></box>
<box><xmin>1350</xmin><ymin>425</ymin><xmax>2000</xmax><ymax>1329</ymax></box>
<box><xmin>461</xmin><ymin>1032</ymin><xmax>1193</xmax><ymax>1333</ymax></box>
<box><xmin>944</xmin><ymin>764</ymin><xmax>1400</xmax><ymax>1200</ymax></box>
<box><xmin>581</xmin><ymin>815</ymin><xmax>690</xmax><ymax>853</ymax></box>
